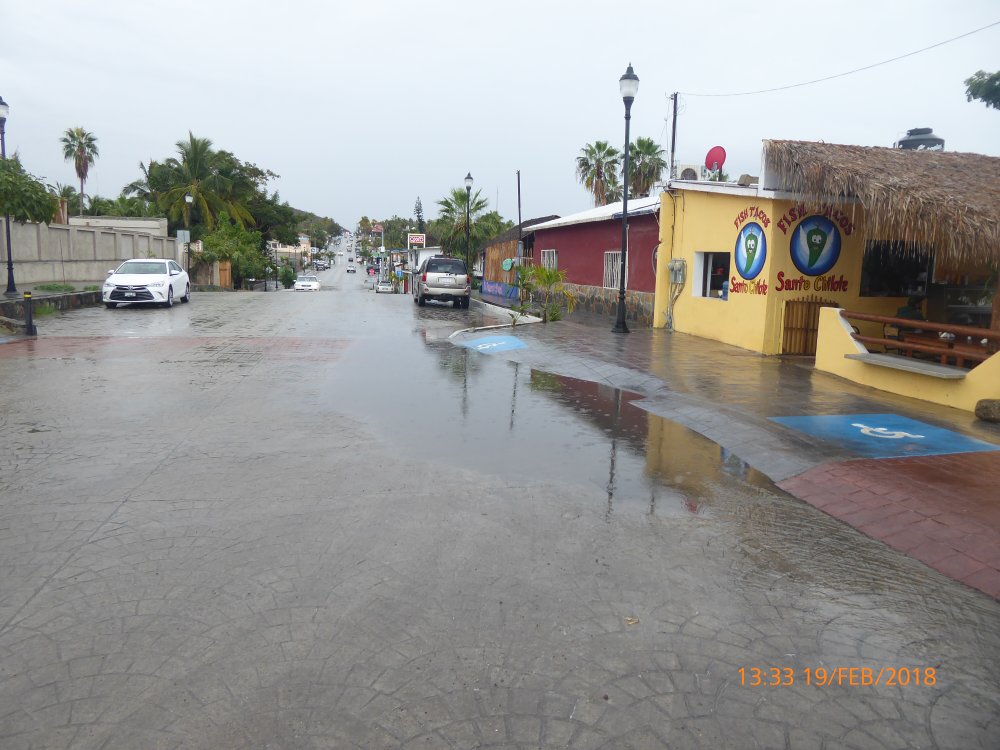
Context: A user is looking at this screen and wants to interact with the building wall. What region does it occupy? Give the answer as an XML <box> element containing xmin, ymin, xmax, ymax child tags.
<box><xmin>532</xmin><ymin>213</ymin><xmax>658</xmax><ymax>294</ymax></box>
<box><xmin>67</xmin><ymin>216</ymin><xmax>168</xmax><ymax>237</ymax></box>
<box><xmin>654</xmin><ymin>190</ymin><xmax>907</xmax><ymax>354</ymax></box>
<box><xmin>0</xmin><ymin>220</ymin><xmax>182</xmax><ymax>284</ymax></box>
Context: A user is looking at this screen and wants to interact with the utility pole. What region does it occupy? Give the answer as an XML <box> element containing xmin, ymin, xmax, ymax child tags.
<box><xmin>669</xmin><ymin>92</ymin><xmax>678</xmax><ymax>180</ymax></box>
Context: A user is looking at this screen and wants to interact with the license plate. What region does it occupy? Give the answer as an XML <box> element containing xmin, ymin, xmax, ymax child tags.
<box><xmin>124</xmin><ymin>292</ymin><xmax>136</xmax><ymax>297</ymax></box>
<box><xmin>439</xmin><ymin>278</ymin><xmax>454</xmax><ymax>284</ymax></box>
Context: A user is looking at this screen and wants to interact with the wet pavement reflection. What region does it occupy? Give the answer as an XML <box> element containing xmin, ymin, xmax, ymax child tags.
<box><xmin>1</xmin><ymin>267</ymin><xmax>999</xmax><ymax>749</ymax></box>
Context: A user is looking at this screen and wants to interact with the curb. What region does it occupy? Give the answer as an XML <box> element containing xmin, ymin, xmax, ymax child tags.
<box><xmin>448</xmin><ymin>299</ymin><xmax>543</xmax><ymax>339</ymax></box>
<box><xmin>0</xmin><ymin>290</ymin><xmax>102</xmax><ymax>320</ymax></box>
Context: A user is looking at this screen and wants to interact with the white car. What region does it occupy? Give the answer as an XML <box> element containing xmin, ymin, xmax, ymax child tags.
<box><xmin>294</xmin><ymin>276</ymin><xmax>321</xmax><ymax>291</ymax></box>
<box><xmin>338</xmin><ymin>251</ymin><xmax>344</xmax><ymax>256</ymax></box>
<box><xmin>376</xmin><ymin>281</ymin><xmax>393</xmax><ymax>293</ymax></box>
<box><xmin>103</xmin><ymin>259</ymin><xmax>190</xmax><ymax>308</ymax></box>
<box><xmin>346</xmin><ymin>265</ymin><xmax>356</xmax><ymax>274</ymax></box>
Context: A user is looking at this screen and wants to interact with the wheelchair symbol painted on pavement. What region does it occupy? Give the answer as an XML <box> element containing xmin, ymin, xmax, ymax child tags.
<box><xmin>851</xmin><ymin>423</ymin><xmax>924</xmax><ymax>440</ymax></box>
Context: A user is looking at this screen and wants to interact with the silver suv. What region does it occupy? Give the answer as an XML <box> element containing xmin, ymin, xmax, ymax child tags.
<box><xmin>413</xmin><ymin>256</ymin><xmax>471</xmax><ymax>308</ymax></box>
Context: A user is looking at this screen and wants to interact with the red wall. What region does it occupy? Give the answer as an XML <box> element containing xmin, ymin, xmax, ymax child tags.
<box><xmin>532</xmin><ymin>213</ymin><xmax>659</xmax><ymax>293</ymax></box>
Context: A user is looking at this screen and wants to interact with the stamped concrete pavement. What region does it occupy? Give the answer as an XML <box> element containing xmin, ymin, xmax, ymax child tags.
<box><xmin>1</xmin><ymin>270</ymin><xmax>999</xmax><ymax>749</ymax></box>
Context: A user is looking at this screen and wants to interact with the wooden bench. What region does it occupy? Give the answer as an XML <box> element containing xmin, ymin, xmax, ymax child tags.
<box><xmin>845</xmin><ymin>352</ymin><xmax>968</xmax><ymax>379</ymax></box>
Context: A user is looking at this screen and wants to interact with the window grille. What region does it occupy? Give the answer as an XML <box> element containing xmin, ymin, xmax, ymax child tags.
<box><xmin>540</xmin><ymin>249</ymin><xmax>558</xmax><ymax>270</ymax></box>
<box><xmin>604</xmin><ymin>251</ymin><xmax>627</xmax><ymax>289</ymax></box>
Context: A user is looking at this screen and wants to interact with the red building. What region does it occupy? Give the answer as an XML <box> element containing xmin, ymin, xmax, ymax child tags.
<box><xmin>529</xmin><ymin>196</ymin><xmax>660</xmax><ymax>326</ymax></box>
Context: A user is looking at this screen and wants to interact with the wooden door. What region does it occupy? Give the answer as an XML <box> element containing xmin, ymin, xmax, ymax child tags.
<box><xmin>782</xmin><ymin>295</ymin><xmax>837</xmax><ymax>355</ymax></box>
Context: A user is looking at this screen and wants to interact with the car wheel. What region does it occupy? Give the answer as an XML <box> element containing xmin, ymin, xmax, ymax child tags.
<box><xmin>105</xmin><ymin>302</ymin><xmax>117</xmax><ymax>309</ymax></box>
<box><xmin>164</xmin><ymin>287</ymin><xmax>173</xmax><ymax>307</ymax></box>
<box><xmin>417</xmin><ymin>294</ymin><xmax>426</xmax><ymax>307</ymax></box>
<box><xmin>462</xmin><ymin>297</ymin><xmax>471</xmax><ymax>309</ymax></box>
<box><xmin>453</xmin><ymin>299</ymin><xmax>461</xmax><ymax>308</ymax></box>
<box><xmin>181</xmin><ymin>283</ymin><xmax>190</xmax><ymax>302</ymax></box>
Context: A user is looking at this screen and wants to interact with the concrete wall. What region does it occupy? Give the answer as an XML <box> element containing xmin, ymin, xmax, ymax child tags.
<box><xmin>67</xmin><ymin>216</ymin><xmax>168</xmax><ymax>237</ymax></box>
<box><xmin>815</xmin><ymin>307</ymin><xmax>1000</xmax><ymax>412</ymax></box>
<box><xmin>0</xmin><ymin>220</ymin><xmax>182</xmax><ymax>284</ymax></box>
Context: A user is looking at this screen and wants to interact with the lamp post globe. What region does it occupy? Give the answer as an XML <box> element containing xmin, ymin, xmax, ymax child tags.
<box><xmin>464</xmin><ymin>173</ymin><xmax>473</xmax><ymax>276</ymax></box>
<box><xmin>1</xmin><ymin>94</ymin><xmax>17</xmax><ymax>297</ymax></box>
<box><xmin>612</xmin><ymin>64</ymin><xmax>638</xmax><ymax>334</ymax></box>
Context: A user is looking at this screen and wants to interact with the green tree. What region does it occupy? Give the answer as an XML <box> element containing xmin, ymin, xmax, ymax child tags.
<box><xmin>628</xmin><ymin>137</ymin><xmax>667</xmax><ymax>197</ymax></box>
<box><xmin>60</xmin><ymin>127</ymin><xmax>98</xmax><ymax>215</ymax></box>
<box><xmin>523</xmin><ymin>264</ymin><xmax>577</xmax><ymax>322</ymax></box>
<box><xmin>965</xmin><ymin>70</ymin><xmax>1000</xmax><ymax>109</ymax></box>
<box><xmin>433</xmin><ymin>187</ymin><xmax>490</xmax><ymax>258</ymax></box>
<box><xmin>50</xmin><ymin>182</ymin><xmax>81</xmax><ymax>216</ymax></box>
<box><xmin>154</xmin><ymin>133</ymin><xmax>254</xmax><ymax>231</ymax></box>
<box><xmin>576</xmin><ymin>141</ymin><xmax>621</xmax><ymax>207</ymax></box>
<box><xmin>708</xmin><ymin>168</ymin><xmax>730</xmax><ymax>182</ymax></box>
<box><xmin>198</xmin><ymin>211</ymin><xmax>266</xmax><ymax>287</ymax></box>
<box><xmin>0</xmin><ymin>157</ymin><xmax>59</xmax><ymax>223</ymax></box>
<box><xmin>414</xmin><ymin>197</ymin><xmax>425</xmax><ymax>232</ymax></box>
<box><xmin>605</xmin><ymin>171</ymin><xmax>623</xmax><ymax>204</ymax></box>
<box><xmin>279</xmin><ymin>265</ymin><xmax>296</xmax><ymax>288</ymax></box>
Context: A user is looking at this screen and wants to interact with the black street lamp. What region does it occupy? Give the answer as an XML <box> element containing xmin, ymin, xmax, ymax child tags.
<box><xmin>1</xmin><ymin>95</ymin><xmax>17</xmax><ymax>298</ymax></box>
<box><xmin>464</xmin><ymin>172</ymin><xmax>473</xmax><ymax>271</ymax></box>
<box><xmin>184</xmin><ymin>192</ymin><xmax>193</xmax><ymax>277</ymax></box>
<box><xmin>612</xmin><ymin>64</ymin><xmax>639</xmax><ymax>334</ymax></box>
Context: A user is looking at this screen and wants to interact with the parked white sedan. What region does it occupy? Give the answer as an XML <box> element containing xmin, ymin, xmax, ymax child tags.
<box><xmin>294</xmin><ymin>275</ymin><xmax>321</xmax><ymax>291</ymax></box>
<box><xmin>375</xmin><ymin>281</ymin><xmax>393</xmax><ymax>294</ymax></box>
<box><xmin>103</xmin><ymin>259</ymin><xmax>190</xmax><ymax>308</ymax></box>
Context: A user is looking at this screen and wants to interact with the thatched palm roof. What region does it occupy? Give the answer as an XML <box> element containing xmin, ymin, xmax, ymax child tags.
<box><xmin>763</xmin><ymin>140</ymin><xmax>1000</xmax><ymax>267</ymax></box>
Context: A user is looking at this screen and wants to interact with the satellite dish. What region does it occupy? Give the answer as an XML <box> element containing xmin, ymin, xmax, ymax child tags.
<box><xmin>705</xmin><ymin>146</ymin><xmax>727</xmax><ymax>170</ymax></box>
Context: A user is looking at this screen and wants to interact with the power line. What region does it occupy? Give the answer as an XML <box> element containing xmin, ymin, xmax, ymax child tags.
<box><xmin>681</xmin><ymin>20</ymin><xmax>1000</xmax><ymax>98</ymax></box>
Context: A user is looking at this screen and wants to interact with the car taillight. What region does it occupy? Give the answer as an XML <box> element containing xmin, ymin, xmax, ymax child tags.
<box><xmin>422</xmin><ymin>273</ymin><xmax>427</xmax><ymax>282</ymax></box>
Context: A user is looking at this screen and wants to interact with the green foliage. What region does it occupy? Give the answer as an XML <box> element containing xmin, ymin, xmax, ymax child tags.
<box><xmin>51</xmin><ymin>183</ymin><xmax>81</xmax><ymax>215</ymax></box>
<box><xmin>0</xmin><ymin>158</ymin><xmax>59</xmax><ymax>223</ymax></box>
<box><xmin>60</xmin><ymin>127</ymin><xmax>98</xmax><ymax>214</ymax></box>
<box><xmin>200</xmin><ymin>211</ymin><xmax>266</xmax><ymax>287</ymax></box>
<box><xmin>33</xmin><ymin>303</ymin><xmax>58</xmax><ymax>316</ymax></box>
<box><xmin>432</xmin><ymin>188</ymin><xmax>512</xmax><ymax>260</ymax></box>
<box><xmin>965</xmin><ymin>70</ymin><xmax>1000</xmax><ymax>110</ymax></box>
<box><xmin>708</xmin><ymin>168</ymin><xmax>731</xmax><ymax>182</ymax></box>
<box><xmin>279</xmin><ymin>265</ymin><xmax>296</xmax><ymax>288</ymax></box>
<box><xmin>414</xmin><ymin>197</ymin><xmax>425</xmax><ymax>232</ymax></box>
<box><xmin>522</xmin><ymin>265</ymin><xmax>577</xmax><ymax>322</ymax></box>
<box><xmin>35</xmin><ymin>283</ymin><xmax>75</xmax><ymax>292</ymax></box>
<box><xmin>628</xmin><ymin>137</ymin><xmax>667</xmax><ymax>196</ymax></box>
<box><xmin>577</xmin><ymin>141</ymin><xmax>621</xmax><ymax>207</ymax></box>
<box><xmin>83</xmin><ymin>285</ymin><xmax>100</xmax><ymax>291</ymax></box>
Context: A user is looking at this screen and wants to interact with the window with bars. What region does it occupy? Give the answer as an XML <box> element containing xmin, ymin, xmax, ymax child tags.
<box><xmin>540</xmin><ymin>249</ymin><xmax>558</xmax><ymax>270</ymax></box>
<box><xmin>603</xmin><ymin>251</ymin><xmax>627</xmax><ymax>289</ymax></box>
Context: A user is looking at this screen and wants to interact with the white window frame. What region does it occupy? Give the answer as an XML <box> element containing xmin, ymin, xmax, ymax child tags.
<box><xmin>694</xmin><ymin>251</ymin><xmax>730</xmax><ymax>299</ymax></box>
<box><xmin>603</xmin><ymin>250</ymin><xmax>627</xmax><ymax>289</ymax></box>
<box><xmin>540</xmin><ymin>249</ymin><xmax>558</xmax><ymax>270</ymax></box>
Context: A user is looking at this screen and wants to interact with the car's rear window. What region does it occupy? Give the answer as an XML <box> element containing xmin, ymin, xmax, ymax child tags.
<box><xmin>117</xmin><ymin>262</ymin><xmax>167</xmax><ymax>275</ymax></box>
<box><xmin>426</xmin><ymin>259</ymin><xmax>467</xmax><ymax>274</ymax></box>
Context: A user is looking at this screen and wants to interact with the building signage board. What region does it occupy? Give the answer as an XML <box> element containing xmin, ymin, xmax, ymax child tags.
<box><xmin>407</xmin><ymin>233</ymin><xmax>426</xmax><ymax>246</ymax></box>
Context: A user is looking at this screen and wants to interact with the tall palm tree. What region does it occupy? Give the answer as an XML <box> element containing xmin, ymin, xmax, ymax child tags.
<box><xmin>60</xmin><ymin>127</ymin><xmax>99</xmax><ymax>216</ymax></box>
<box><xmin>576</xmin><ymin>141</ymin><xmax>620</xmax><ymax>206</ymax></box>
<box><xmin>605</xmin><ymin>171</ymin><xmax>623</xmax><ymax>205</ymax></box>
<box><xmin>154</xmin><ymin>133</ymin><xmax>253</xmax><ymax>230</ymax></box>
<box><xmin>434</xmin><ymin>187</ymin><xmax>490</xmax><ymax>258</ymax></box>
<box><xmin>628</xmin><ymin>137</ymin><xmax>668</xmax><ymax>197</ymax></box>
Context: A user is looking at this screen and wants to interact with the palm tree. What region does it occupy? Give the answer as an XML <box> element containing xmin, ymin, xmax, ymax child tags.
<box><xmin>50</xmin><ymin>183</ymin><xmax>81</xmax><ymax>217</ymax></box>
<box><xmin>60</xmin><ymin>127</ymin><xmax>99</xmax><ymax>216</ymax></box>
<box><xmin>605</xmin><ymin>171</ymin><xmax>623</xmax><ymax>205</ymax></box>
<box><xmin>576</xmin><ymin>141</ymin><xmax>621</xmax><ymax>206</ymax></box>
<box><xmin>434</xmin><ymin>187</ymin><xmax>490</xmax><ymax>258</ymax></box>
<box><xmin>628</xmin><ymin>137</ymin><xmax>668</xmax><ymax>197</ymax></box>
<box><xmin>154</xmin><ymin>133</ymin><xmax>253</xmax><ymax>230</ymax></box>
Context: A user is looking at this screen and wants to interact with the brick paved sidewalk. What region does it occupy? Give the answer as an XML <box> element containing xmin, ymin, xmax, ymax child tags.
<box><xmin>778</xmin><ymin>451</ymin><xmax>1000</xmax><ymax>599</ymax></box>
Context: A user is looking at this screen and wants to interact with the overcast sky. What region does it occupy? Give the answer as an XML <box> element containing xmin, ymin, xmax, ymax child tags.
<box><xmin>1</xmin><ymin>0</ymin><xmax>997</xmax><ymax>231</ymax></box>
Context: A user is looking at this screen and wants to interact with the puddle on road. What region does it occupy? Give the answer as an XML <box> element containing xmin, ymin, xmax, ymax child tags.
<box><xmin>326</xmin><ymin>332</ymin><xmax>774</xmax><ymax>521</ymax></box>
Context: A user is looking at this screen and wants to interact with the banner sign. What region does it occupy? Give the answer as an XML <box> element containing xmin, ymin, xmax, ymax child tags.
<box><xmin>407</xmin><ymin>233</ymin><xmax>426</xmax><ymax>245</ymax></box>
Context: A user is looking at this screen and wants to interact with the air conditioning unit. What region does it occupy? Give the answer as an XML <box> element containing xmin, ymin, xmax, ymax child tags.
<box><xmin>675</xmin><ymin>164</ymin><xmax>705</xmax><ymax>181</ymax></box>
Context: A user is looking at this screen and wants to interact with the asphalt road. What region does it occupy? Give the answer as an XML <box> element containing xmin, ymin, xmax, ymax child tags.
<box><xmin>0</xmin><ymin>262</ymin><xmax>998</xmax><ymax>749</ymax></box>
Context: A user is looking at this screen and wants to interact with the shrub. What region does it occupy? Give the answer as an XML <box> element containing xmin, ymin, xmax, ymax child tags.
<box><xmin>33</xmin><ymin>304</ymin><xmax>58</xmax><ymax>316</ymax></box>
<box><xmin>279</xmin><ymin>266</ymin><xmax>296</xmax><ymax>289</ymax></box>
<box><xmin>35</xmin><ymin>283</ymin><xmax>75</xmax><ymax>293</ymax></box>
<box><xmin>82</xmin><ymin>285</ymin><xmax>100</xmax><ymax>291</ymax></box>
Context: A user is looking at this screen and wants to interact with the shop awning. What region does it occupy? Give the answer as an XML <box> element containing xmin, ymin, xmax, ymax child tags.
<box><xmin>763</xmin><ymin>140</ymin><xmax>1000</xmax><ymax>268</ymax></box>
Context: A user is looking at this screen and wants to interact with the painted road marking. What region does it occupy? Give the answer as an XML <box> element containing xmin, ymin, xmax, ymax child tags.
<box><xmin>770</xmin><ymin>414</ymin><xmax>1000</xmax><ymax>459</ymax></box>
<box><xmin>457</xmin><ymin>335</ymin><xmax>528</xmax><ymax>353</ymax></box>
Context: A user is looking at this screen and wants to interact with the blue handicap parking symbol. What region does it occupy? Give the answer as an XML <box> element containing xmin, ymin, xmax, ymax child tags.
<box><xmin>457</xmin><ymin>335</ymin><xmax>528</xmax><ymax>354</ymax></box>
<box><xmin>770</xmin><ymin>414</ymin><xmax>1000</xmax><ymax>459</ymax></box>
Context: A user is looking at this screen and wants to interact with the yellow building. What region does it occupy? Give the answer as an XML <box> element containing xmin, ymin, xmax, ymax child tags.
<box><xmin>654</xmin><ymin>140</ymin><xmax>999</xmax><ymax>413</ymax></box>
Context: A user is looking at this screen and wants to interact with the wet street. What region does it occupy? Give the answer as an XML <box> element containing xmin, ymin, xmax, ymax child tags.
<box><xmin>1</xmin><ymin>263</ymin><xmax>999</xmax><ymax>750</ymax></box>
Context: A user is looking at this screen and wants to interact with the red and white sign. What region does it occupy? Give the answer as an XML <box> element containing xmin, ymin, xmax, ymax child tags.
<box><xmin>407</xmin><ymin>233</ymin><xmax>426</xmax><ymax>246</ymax></box>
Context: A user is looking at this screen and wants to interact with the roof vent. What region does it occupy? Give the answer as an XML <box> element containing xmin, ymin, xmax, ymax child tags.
<box><xmin>895</xmin><ymin>127</ymin><xmax>944</xmax><ymax>151</ymax></box>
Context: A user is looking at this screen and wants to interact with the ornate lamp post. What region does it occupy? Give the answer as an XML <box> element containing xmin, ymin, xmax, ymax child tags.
<box><xmin>612</xmin><ymin>64</ymin><xmax>639</xmax><ymax>334</ymax></box>
<box><xmin>0</xmin><ymin>95</ymin><xmax>17</xmax><ymax>298</ymax></box>
<box><xmin>464</xmin><ymin>173</ymin><xmax>473</xmax><ymax>271</ymax></box>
